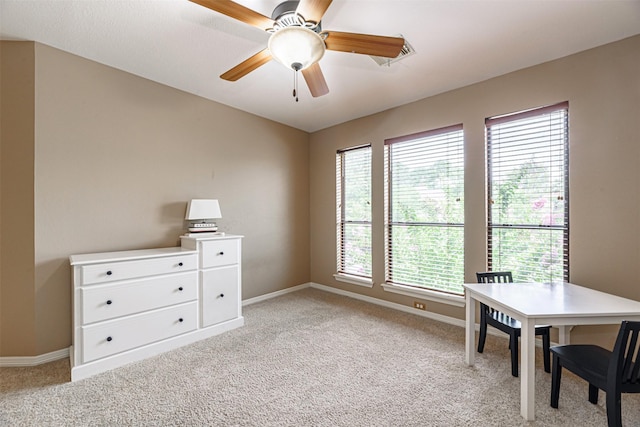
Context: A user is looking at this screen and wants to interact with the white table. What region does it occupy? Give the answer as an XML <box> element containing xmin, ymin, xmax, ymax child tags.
<box><xmin>463</xmin><ymin>282</ymin><xmax>640</xmax><ymax>421</ymax></box>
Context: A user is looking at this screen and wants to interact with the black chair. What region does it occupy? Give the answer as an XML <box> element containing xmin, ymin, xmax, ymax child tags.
<box><xmin>476</xmin><ymin>271</ymin><xmax>551</xmax><ymax>377</ymax></box>
<box><xmin>550</xmin><ymin>321</ymin><xmax>640</xmax><ymax>427</ymax></box>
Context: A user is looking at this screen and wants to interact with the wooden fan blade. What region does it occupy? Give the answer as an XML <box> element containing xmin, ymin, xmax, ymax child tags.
<box><xmin>189</xmin><ymin>0</ymin><xmax>275</xmax><ymax>31</ymax></box>
<box><xmin>323</xmin><ymin>31</ymin><xmax>405</xmax><ymax>58</ymax></box>
<box><xmin>296</xmin><ymin>0</ymin><xmax>333</xmax><ymax>24</ymax></box>
<box><xmin>220</xmin><ymin>49</ymin><xmax>272</xmax><ymax>81</ymax></box>
<box><xmin>302</xmin><ymin>63</ymin><xmax>329</xmax><ymax>97</ymax></box>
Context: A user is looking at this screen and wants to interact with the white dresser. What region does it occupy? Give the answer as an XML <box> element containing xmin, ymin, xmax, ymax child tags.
<box><xmin>70</xmin><ymin>234</ymin><xmax>243</xmax><ymax>381</ymax></box>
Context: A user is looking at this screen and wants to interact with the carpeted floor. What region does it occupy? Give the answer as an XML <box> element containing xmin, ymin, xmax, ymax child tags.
<box><xmin>1</xmin><ymin>288</ymin><xmax>639</xmax><ymax>426</ymax></box>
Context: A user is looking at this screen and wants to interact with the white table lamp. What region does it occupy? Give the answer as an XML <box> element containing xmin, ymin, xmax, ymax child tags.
<box><xmin>185</xmin><ymin>199</ymin><xmax>222</xmax><ymax>232</ymax></box>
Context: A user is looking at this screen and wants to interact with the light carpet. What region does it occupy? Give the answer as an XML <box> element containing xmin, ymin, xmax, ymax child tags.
<box><xmin>1</xmin><ymin>288</ymin><xmax>639</xmax><ymax>426</ymax></box>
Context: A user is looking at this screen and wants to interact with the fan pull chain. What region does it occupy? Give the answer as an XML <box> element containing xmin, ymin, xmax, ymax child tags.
<box><xmin>291</xmin><ymin>62</ymin><xmax>302</xmax><ymax>102</ymax></box>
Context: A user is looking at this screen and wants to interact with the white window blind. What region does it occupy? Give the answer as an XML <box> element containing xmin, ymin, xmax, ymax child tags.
<box><xmin>486</xmin><ymin>102</ymin><xmax>569</xmax><ymax>282</ymax></box>
<box><xmin>336</xmin><ymin>145</ymin><xmax>372</xmax><ymax>278</ymax></box>
<box><xmin>385</xmin><ymin>125</ymin><xmax>465</xmax><ymax>295</ymax></box>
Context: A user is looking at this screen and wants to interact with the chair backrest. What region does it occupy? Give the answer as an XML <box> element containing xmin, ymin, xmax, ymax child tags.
<box><xmin>610</xmin><ymin>320</ymin><xmax>640</xmax><ymax>388</ymax></box>
<box><xmin>476</xmin><ymin>271</ymin><xmax>513</xmax><ymax>284</ymax></box>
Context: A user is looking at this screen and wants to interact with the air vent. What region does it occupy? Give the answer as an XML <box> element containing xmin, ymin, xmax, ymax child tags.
<box><xmin>370</xmin><ymin>36</ymin><xmax>415</xmax><ymax>67</ymax></box>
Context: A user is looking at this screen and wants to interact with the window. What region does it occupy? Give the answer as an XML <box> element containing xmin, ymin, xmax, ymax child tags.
<box><xmin>384</xmin><ymin>125</ymin><xmax>465</xmax><ymax>295</ymax></box>
<box><xmin>336</xmin><ymin>145</ymin><xmax>372</xmax><ymax>279</ymax></box>
<box><xmin>486</xmin><ymin>102</ymin><xmax>569</xmax><ymax>282</ymax></box>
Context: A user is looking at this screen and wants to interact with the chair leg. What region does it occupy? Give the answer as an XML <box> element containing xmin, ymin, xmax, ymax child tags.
<box><xmin>510</xmin><ymin>333</ymin><xmax>519</xmax><ymax>377</ymax></box>
<box><xmin>550</xmin><ymin>354</ymin><xmax>562</xmax><ymax>408</ymax></box>
<box><xmin>542</xmin><ymin>331</ymin><xmax>551</xmax><ymax>373</ymax></box>
<box><xmin>588</xmin><ymin>383</ymin><xmax>599</xmax><ymax>404</ymax></box>
<box><xmin>477</xmin><ymin>312</ymin><xmax>487</xmax><ymax>353</ymax></box>
<box><xmin>605</xmin><ymin>390</ymin><xmax>622</xmax><ymax>427</ymax></box>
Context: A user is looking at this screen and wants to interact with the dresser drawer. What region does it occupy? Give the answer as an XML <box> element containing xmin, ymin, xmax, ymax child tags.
<box><xmin>81</xmin><ymin>271</ymin><xmax>197</xmax><ymax>324</ymax></box>
<box><xmin>201</xmin><ymin>240</ymin><xmax>239</xmax><ymax>269</ymax></box>
<box><xmin>201</xmin><ymin>266</ymin><xmax>239</xmax><ymax>328</ymax></box>
<box><xmin>80</xmin><ymin>254</ymin><xmax>197</xmax><ymax>285</ymax></box>
<box><xmin>80</xmin><ymin>302</ymin><xmax>197</xmax><ymax>363</ymax></box>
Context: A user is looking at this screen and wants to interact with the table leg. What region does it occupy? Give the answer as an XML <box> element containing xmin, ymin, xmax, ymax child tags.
<box><xmin>557</xmin><ymin>326</ymin><xmax>570</xmax><ymax>345</ymax></box>
<box><xmin>464</xmin><ymin>291</ymin><xmax>476</xmax><ymax>366</ymax></box>
<box><xmin>465</xmin><ymin>292</ymin><xmax>475</xmax><ymax>366</ymax></box>
<box><xmin>520</xmin><ymin>318</ymin><xmax>536</xmax><ymax>420</ymax></box>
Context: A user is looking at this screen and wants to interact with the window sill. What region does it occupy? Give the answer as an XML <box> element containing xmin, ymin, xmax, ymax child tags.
<box><xmin>381</xmin><ymin>282</ymin><xmax>465</xmax><ymax>307</ymax></box>
<box><xmin>333</xmin><ymin>273</ymin><xmax>374</xmax><ymax>288</ymax></box>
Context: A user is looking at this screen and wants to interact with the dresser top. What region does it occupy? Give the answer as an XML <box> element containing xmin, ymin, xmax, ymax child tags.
<box><xmin>70</xmin><ymin>247</ymin><xmax>197</xmax><ymax>266</ymax></box>
<box><xmin>179</xmin><ymin>233</ymin><xmax>243</xmax><ymax>241</ymax></box>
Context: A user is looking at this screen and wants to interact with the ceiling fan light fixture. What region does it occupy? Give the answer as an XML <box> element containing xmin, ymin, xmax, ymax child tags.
<box><xmin>268</xmin><ymin>26</ymin><xmax>325</xmax><ymax>71</ymax></box>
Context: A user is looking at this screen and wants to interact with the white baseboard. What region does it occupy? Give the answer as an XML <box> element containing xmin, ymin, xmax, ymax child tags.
<box><xmin>308</xmin><ymin>282</ymin><xmax>548</xmax><ymax>345</ymax></box>
<box><xmin>0</xmin><ymin>347</ymin><xmax>69</xmax><ymax>367</ymax></box>
<box><xmin>2</xmin><ymin>284</ymin><xmax>313</xmax><ymax>368</ymax></box>
<box><xmin>309</xmin><ymin>282</ymin><xmax>466</xmax><ymax>328</ymax></box>
<box><xmin>242</xmin><ymin>282</ymin><xmax>311</xmax><ymax>306</ymax></box>
<box><xmin>3</xmin><ymin>280</ymin><xmax>542</xmax><ymax>367</ymax></box>
<box><xmin>243</xmin><ymin>281</ymin><xmax>465</xmax><ymax>328</ymax></box>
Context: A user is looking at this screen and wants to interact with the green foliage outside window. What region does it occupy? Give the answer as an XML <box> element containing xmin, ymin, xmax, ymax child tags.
<box><xmin>386</xmin><ymin>127</ymin><xmax>465</xmax><ymax>294</ymax></box>
<box><xmin>338</xmin><ymin>147</ymin><xmax>371</xmax><ymax>277</ymax></box>
<box><xmin>490</xmin><ymin>157</ymin><xmax>566</xmax><ymax>283</ymax></box>
<box><xmin>488</xmin><ymin>105</ymin><xmax>569</xmax><ymax>283</ymax></box>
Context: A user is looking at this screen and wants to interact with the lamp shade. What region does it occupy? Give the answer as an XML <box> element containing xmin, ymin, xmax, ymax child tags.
<box><xmin>185</xmin><ymin>199</ymin><xmax>222</xmax><ymax>220</ymax></box>
<box><xmin>268</xmin><ymin>26</ymin><xmax>325</xmax><ymax>71</ymax></box>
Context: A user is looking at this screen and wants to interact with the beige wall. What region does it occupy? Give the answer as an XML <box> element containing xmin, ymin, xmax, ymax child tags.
<box><xmin>310</xmin><ymin>35</ymin><xmax>640</xmax><ymax>347</ymax></box>
<box><xmin>1</xmin><ymin>42</ymin><xmax>37</xmax><ymax>356</ymax></box>
<box><xmin>2</xmin><ymin>35</ymin><xmax>639</xmax><ymax>357</ymax></box>
<box><xmin>1</xmin><ymin>42</ymin><xmax>310</xmax><ymax>356</ymax></box>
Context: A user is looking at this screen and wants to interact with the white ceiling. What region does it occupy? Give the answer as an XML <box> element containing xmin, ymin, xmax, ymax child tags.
<box><xmin>1</xmin><ymin>0</ymin><xmax>639</xmax><ymax>132</ymax></box>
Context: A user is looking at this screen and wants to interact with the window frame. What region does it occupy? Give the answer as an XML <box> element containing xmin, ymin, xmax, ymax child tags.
<box><xmin>485</xmin><ymin>101</ymin><xmax>570</xmax><ymax>282</ymax></box>
<box><xmin>383</xmin><ymin>124</ymin><xmax>465</xmax><ymax>296</ymax></box>
<box><xmin>335</xmin><ymin>144</ymin><xmax>373</xmax><ymax>287</ymax></box>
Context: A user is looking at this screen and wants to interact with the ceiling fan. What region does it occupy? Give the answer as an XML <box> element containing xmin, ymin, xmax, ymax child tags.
<box><xmin>190</xmin><ymin>0</ymin><xmax>405</xmax><ymax>100</ymax></box>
